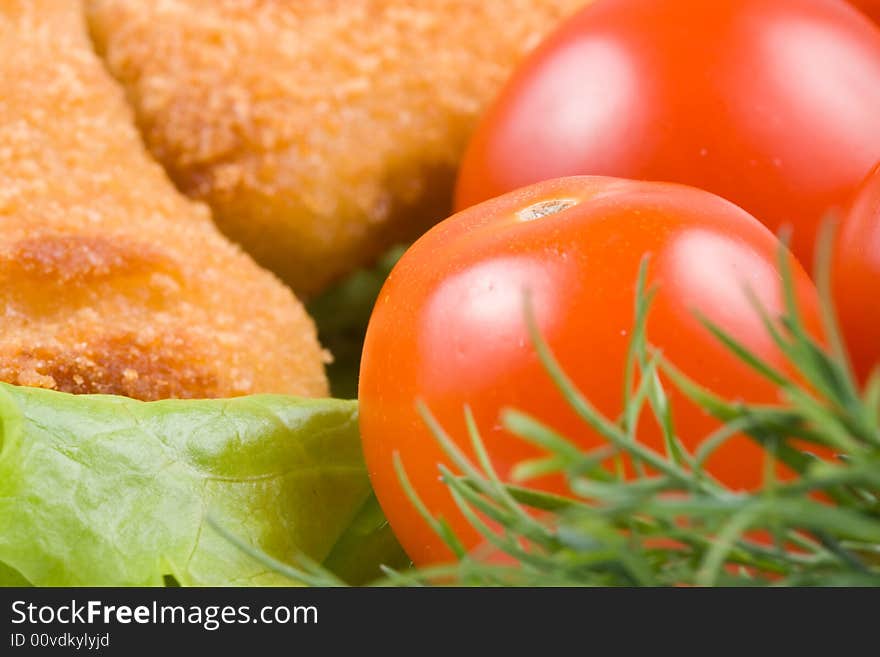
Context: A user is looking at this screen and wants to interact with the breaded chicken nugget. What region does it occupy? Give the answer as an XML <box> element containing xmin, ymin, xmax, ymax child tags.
<box><xmin>86</xmin><ymin>0</ymin><xmax>587</xmax><ymax>296</ymax></box>
<box><xmin>0</xmin><ymin>0</ymin><xmax>328</xmax><ymax>400</ymax></box>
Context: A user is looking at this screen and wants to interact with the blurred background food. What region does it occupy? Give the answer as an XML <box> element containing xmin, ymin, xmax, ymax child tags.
<box><xmin>86</xmin><ymin>0</ymin><xmax>587</xmax><ymax>297</ymax></box>
<box><xmin>453</xmin><ymin>0</ymin><xmax>880</xmax><ymax>269</ymax></box>
<box><xmin>0</xmin><ymin>0</ymin><xmax>328</xmax><ymax>400</ymax></box>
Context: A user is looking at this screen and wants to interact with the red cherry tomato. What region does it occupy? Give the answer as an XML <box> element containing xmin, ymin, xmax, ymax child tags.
<box><xmin>833</xmin><ymin>163</ymin><xmax>880</xmax><ymax>382</ymax></box>
<box><xmin>455</xmin><ymin>0</ymin><xmax>880</xmax><ymax>271</ymax></box>
<box><xmin>359</xmin><ymin>176</ymin><xmax>822</xmax><ymax>566</ymax></box>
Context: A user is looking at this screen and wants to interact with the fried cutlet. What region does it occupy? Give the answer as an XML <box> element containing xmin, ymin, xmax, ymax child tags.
<box><xmin>0</xmin><ymin>0</ymin><xmax>328</xmax><ymax>400</ymax></box>
<box><xmin>86</xmin><ymin>0</ymin><xmax>587</xmax><ymax>296</ymax></box>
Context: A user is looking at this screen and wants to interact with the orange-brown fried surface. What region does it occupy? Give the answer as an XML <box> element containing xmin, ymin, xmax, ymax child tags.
<box><xmin>87</xmin><ymin>0</ymin><xmax>587</xmax><ymax>296</ymax></box>
<box><xmin>0</xmin><ymin>0</ymin><xmax>328</xmax><ymax>400</ymax></box>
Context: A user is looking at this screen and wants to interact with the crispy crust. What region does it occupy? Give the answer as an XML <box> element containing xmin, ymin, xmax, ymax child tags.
<box><xmin>86</xmin><ymin>0</ymin><xmax>586</xmax><ymax>296</ymax></box>
<box><xmin>0</xmin><ymin>0</ymin><xmax>328</xmax><ymax>400</ymax></box>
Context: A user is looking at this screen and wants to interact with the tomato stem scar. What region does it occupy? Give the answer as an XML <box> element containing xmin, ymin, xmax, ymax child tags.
<box><xmin>516</xmin><ymin>198</ymin><xmax>579</xmax><ymax>222</ymax></box>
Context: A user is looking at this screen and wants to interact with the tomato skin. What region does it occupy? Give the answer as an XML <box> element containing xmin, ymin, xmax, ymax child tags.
<box><xmin>833</xmin><ymin>163</ymin><xmax>880</xmax><ymax>382</ymax></box>
<box><xmin>359</xmin><ymin>176</ymin><xmax>822</xmax><ymax>567</ymax></box>
<box><xmin>454</xmin><ymin>0</ymin><xmax>880</xmax><ymax>270</ymax></box>
<box><xmin>851</xmin><ymin>0</ymin><xmax>880</xmax><ymax>23</ymax></box>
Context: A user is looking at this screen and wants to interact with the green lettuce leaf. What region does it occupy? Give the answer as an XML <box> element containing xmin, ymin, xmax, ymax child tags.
<box><xmin>309</xmin><ymin>245</ymin><xmax>406</xmax><ymax>398</ymax></box>
<box><xmin>0</xmin><ymin>383</ymin><xmax>382</xmax><ymax>586</ymax></box>
<box><xmin>0</xmin><ymin>561</ymin><xmax>30</xmax><ymax>586</ymax></box>
<box><xmin>321</xmin><ymin>492</ymin><xmax>410</xmax><ymax>585</ymax></box>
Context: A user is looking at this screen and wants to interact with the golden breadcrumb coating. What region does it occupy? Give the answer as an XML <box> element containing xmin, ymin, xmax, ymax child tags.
<box><xmin>86</xmin><ymin>0</ymin><xmax>587</xmax><ymax>296</ymax></box>
<box><xmin>0</xmin><ymin>0</ymin><xmax>328</xmax><ymax>400</ymax></box>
